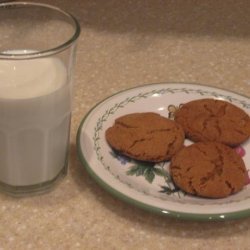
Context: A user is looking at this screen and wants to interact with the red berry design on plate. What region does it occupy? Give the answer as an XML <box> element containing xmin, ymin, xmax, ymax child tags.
<box><xmin>235</xmin><ymin>146</ymin><xmax>246</xmax><ymax>157</ymax></box>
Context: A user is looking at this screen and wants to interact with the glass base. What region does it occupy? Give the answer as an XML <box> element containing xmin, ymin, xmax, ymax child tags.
<box><xmin>0</xmin><ymin>164</ymin><xmax>68</xmax><ymax>197</ymax></box>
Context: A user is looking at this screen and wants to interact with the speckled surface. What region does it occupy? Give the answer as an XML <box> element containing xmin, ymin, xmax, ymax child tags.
<box><xmin>1</xmin><ymin>1</ymin><xmax>250</xmax><ymax>249</ymax></box>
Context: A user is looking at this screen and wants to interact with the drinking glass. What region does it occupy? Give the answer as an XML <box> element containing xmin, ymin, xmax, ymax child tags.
<box><xmin>0</xmin><ymin>2</ymin><xmax>80</xmax><ymax>195</ymax></box>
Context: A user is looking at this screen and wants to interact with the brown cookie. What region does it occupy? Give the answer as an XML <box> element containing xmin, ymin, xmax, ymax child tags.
<box><xmin>105</xmin><ymin>112</ymin><xmax>185</xmax><ymax>162</ymax></box>
<box><xmin>174</xmin><ymin>98</ymin><xmax>250</xmax><ymax>146</ymax></box>
<box><xmin>170</xmin><ymin>142</ymin><xmax>248</xmax><ymax>198</ymax></box>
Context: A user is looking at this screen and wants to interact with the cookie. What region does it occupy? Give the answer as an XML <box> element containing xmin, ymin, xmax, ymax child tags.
<box><xmin>105</xmin><ymin>112</ymin><xmax>185</xmax><ymax>162</ymax></box>
<box><xmin>170</xmin><ymin>142</ymin><xmax>248</xmax><ymax>198</ymax></box>
<box><xmin>174</xmin><ymin>98</ymin><xmax>250</xmax><ymax>146</ymax></box>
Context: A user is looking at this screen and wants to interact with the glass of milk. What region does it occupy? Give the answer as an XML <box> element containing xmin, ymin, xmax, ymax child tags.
<box><xmin>0</xmin><ymin>2</ymin><xmax>80</xmax><ymax>195</ymax></box>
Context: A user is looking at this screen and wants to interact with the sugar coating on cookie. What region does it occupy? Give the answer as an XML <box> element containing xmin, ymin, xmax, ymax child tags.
<box><xmin>174</xmin><ymin>98</ymin><xmax>250</xmax><ymax>146</ymax></box>
<box><xmin>105</xmin><ymin>112</ymin><xmax>185</xmax><ymax>162</ymax></box>
<box><xmin>170</xmin><ymin>142</ymin><xmax>248</xmax><ymax>198</ymax></box>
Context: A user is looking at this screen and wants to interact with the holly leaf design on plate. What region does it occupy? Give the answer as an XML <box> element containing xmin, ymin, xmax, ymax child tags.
<box><xmin>159</xmin><ymin>185</ymin><xmax>181</xmax><ymax>195</ymax></box>
<box><xmin>127</xmin><ymin>162</ymin><xmax>165</xmax><ymax>183</ymax></box>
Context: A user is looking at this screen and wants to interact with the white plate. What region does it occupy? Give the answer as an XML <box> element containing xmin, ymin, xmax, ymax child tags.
<box><xmin>76</xmin><ymin>83</ymin><xmax>250</xmax><ymax>221</ymax></box>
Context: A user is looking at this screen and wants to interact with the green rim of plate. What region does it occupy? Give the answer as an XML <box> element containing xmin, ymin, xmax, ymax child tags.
<box><xmin>76</xmin><ymin>82</ymin><xmax>250</xmax><ymax>221</ymax></box>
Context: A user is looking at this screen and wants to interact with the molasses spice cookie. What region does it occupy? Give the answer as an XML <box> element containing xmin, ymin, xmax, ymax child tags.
<box><xmin>174</xmin><ymin>98</ymin><xmax>250</xmax><ymax>146</ymax></box>
<box><xmin>170</xmin><ymin>142</ymin><xmax>248</xmax><ymax>199</ymax></box>
<box><xmin>105</xmin><ymin>112</ymin><xmax>185</xmax><ymax>162</ymax></box>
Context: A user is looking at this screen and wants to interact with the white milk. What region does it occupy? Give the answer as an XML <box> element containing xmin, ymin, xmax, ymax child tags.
<box><xmin>0</xmin><ymin>55</ymin><xmax>71</xmax><ymax>186</ymax></box>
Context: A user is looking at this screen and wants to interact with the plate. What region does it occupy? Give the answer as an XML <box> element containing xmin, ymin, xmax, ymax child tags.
<box><xmin>76</xmin><ymin>83</ymin><xmax>250</xmax><ymax>221</ymax></box>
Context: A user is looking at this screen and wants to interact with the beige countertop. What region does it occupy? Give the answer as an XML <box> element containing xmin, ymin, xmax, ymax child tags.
<box><xmin>1</xmin><ymin>1</ymin><xmax>250</xmax><ymax>249</ymax></box>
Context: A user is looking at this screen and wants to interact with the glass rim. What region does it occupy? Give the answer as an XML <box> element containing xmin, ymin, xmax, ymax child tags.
<box><xmin>0</xmin><ymin>1</ymin><xmax>81</xmax><ymax>60</ymax></box>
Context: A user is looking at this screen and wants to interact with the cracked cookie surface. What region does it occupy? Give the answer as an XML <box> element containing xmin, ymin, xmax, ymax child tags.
<box><xmin>170</xmin><ymin>142</ymin><xmax>248</xmax><ymax>198</ymax></box>
<box><xmin>174</xmin><ymin>98</ymin><xmax>250</xmax><ymax>146</ymax></box>
<box><xmin>105</xmin><ymin>112</ymin><xmax>185</xmax><ymax>162</ymax></box>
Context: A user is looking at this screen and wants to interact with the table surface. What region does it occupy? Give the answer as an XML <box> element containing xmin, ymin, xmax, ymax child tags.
<box><xmin>1</xmin><ymin>1</ymin><xmax>250</xmax><ymax>249</ymax></box>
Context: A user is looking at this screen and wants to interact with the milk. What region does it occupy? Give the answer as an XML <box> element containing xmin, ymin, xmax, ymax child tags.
<box><xmin>0</xmin><ymin>54</ymin><xmax>71</xmax><ymax>186</ymax></box>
